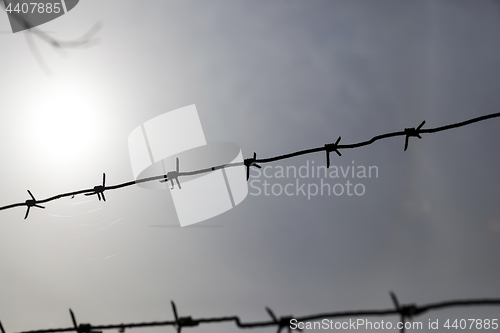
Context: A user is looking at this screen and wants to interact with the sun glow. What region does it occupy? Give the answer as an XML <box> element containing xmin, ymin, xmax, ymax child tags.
<box><xmin>30</xmin><ymin>86</ymin><xmax>100</xmax><ymax>163</ymax></box>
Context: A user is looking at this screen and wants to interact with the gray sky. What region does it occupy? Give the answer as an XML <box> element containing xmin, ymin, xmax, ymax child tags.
<box><xmin>0</xmin><ymin>1</ymin><xmax>499</xmax><ymax>332</ymax></box>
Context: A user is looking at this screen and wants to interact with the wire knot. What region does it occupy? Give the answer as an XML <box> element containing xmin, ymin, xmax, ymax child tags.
<box><xmin>390</xmin><ymin>291</ymin><xmax>419</xmax><ymax>333</ymax></box>
<box><xmin>403</xmin><ymin>121</ymin><xmax>425</xmax><ymax>151</ymax></box>
<box><xmin>24</xmin><ymin>190</ymin><xmax>45</xmax><ymax>219</ymax></box>
<box><xmin>266</xmin><ymin>307</ymin><xmax>302</xmax><ymax>333</ymax></box>
<box><xmin>244</xmin><ymin>152</ymin><xmax>262</xmax><ymax>180</ymax></box>
<box><xmin>85</xmin><ymin>173</ymin><xmax>107</xmax><ymax>201</ymax></box>
<box><xmin>325</xmin><ymin>136</ymin><xmax>342</xmax><ymax>168</ymax></box>
<box><xmin>399</xmin><ymin>304</ymin><xmax>418</xmax><ymax>319</ymax></box>
<box><xmin>160</xmin><ymin>157</ymin><xmax>181</xmax><ymax>189</ymax></box>
<box><xmin>69</xmin><ymin>309</ymin><xmax>102</xmax><ymax>333</ymax></box>
<box><xmin>171</xmin><ymin>301</ymin><xmax>199</xmax><ymax>333</ymax></box>
<box><xmin>76</xmin><ymin>324</ymin><xmax>94</xmax><ymax>333</ymax></box>
<box><xmin>177</xmin><ymin>317</ymin><xmax>198</xmax><ymax>328</ymax></box>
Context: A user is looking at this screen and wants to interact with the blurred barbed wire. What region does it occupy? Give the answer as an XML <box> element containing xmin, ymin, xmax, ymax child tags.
<box><xmin>1</xmin><ymin>294</ymin><xmax>499</xmax><ymax>333</ymax></box>
<box><xmin>1</xmin><ymin>2</ymin><xmax>101</xmax><ymax>75</ymax></box>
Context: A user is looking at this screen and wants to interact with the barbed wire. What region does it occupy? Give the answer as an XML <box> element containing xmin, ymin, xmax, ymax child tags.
<box><xmin>1</xmin><ymin>4</ymin><xmax>101</xmax><ymax>75</ymax></box>
<box><xmin>1</xmin><ymin>112</ymin><xmax>499</xmax><ymax>219</ymax></box>
<box><xmin>23</xmin><ymin>20</ymin><xmax>101</xmax><ymax>75</ymax></box>
<box><xmin>0</xmin><ymin>293</ymin><xmax>499</xmax><ymax>333</ymax></box>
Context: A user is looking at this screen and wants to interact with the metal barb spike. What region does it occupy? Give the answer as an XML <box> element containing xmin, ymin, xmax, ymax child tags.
<box><xmin>403</xmin><ymin>121</ymin><xmax>425</xmax><ymax>151</ymax></box>
<box><xmin>325</xmin><ymin>136</ymin><xmax>342</xmax><ymax>168</ymax></box>
<box><xmin>171</xmin><ymin>301</ymin><xmax>181</xmax><ymax>333</ymax></box>
<box><xmin>390</xmin><ymin>291</ymin><xmax>400</xmax><ymax>311</ymax></box>
<box><xmin>266</xmin><ymin>307</ymin><xmax>278</xmax><ymax>322</ymax></box>
<box><xmin>244</xmin><ymin>152</ymin><xmax>261</xmax><ymax>181</ymax></box>
<box><xmin>24</xmin><ymin>190</ymin><xmax>45</xmax><ymax>219</ymax></box>
<box><xmin>69</xmin><ymin>309</ymin><xmax>78</xmax><ymax>329</ymax></box>
<box><xmin>160</xmin><ymin>158</ymin><xmax>182</xmax><ymax>189</ymax></box>
<box><xmin>85</xmin><ymin>173</ymin><xmax>107</xmax><ymax>201</ymax></box>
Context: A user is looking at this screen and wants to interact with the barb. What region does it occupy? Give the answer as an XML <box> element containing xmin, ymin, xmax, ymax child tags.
<box><xmin>85</xmin><ymin>173</ymin><xmax>106</xmax><ymax>202</ymax></box>
<box><xmin>69</xmin><ymin>309</ymin><xmax>101</xmax><ymax>333</ymax></box>
<box><xmin>325</xmin><ymin>136</ymin><xmax>342</xmax><ymax>168</ymax></box>
<box><xmin>404</xmin><ymin>120</ymin><xmax>425</xmax><ymax>151</ymax></box>
<box><xmin>1</xmin><ymin>6</ymin><xmax>101</xmax><ymax>75</ymax></box>
<box><xmin>1</xmin><ymin>112</ymin><xmax>500</xmax><ymax>219</ymax></box>
<box><xmin>171</xmin><ymin>301</ymin><xmax>198</xmax><ymax>333</ymax></box>
<box><xmin>159</xmin><ymin>158</ymin><xmax>181</xmax><ymax>189</ymax></box>
<box><xmin>390</xmin><ymin>291</ymin><xmax>418</xmax><ymax>333</ymax></box>
<box><xmin>4</xmin><ymin>296</ymin><xmax>500</xmax><ymax>333</ymax></box>
<box><xmin>24</xmin><ymin>190</ymin><xmax>44</xmax><ymax>219</ymax></box>
<box><xmin>244</xmin><ymin>152</ymin><xmax>262</xmax><ymax>180</ymax></box>
<box><xmin>265</xmin><ymin>307</ymin><xmax>297</xmax><ymax>333</ymax></box>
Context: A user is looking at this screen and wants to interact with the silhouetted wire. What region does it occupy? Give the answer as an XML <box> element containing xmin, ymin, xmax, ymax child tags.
<box><xmin>1</xmin><ymin>296</ymin><xmax>499</xmax><ymax>333</ymax></box>
<box><xmin>1</xmin><ymin>112</ymin><xmax>499</xmax><ymax>219</ymax></box>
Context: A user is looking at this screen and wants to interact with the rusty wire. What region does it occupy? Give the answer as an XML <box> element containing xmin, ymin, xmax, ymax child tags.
<box><xmin>1</xmin><ymin>112</ymin><xmax>500</xmax><ymax>219</ymax></box>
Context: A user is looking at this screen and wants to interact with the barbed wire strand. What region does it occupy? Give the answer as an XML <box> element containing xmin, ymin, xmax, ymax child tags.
<box><xmin>1</xmin><ymin>6</ymin><xmax>101</xmax><ymax>75</ymax></box>
<box><xmin>0</xmin><ymin>294</ymin><xmax>499</xmax><ymax>333</ymax></box>
<box><xmin>1</xmin><ymin>112</ymin><xmax>499</xmax><ymax>219</ymax></box>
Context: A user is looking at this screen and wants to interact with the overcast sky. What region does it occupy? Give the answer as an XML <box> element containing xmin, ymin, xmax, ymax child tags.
<box><xmin>1</xmin><ymin>1</ymin><xmax>500</xmax><ymax>332</ymax></box>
